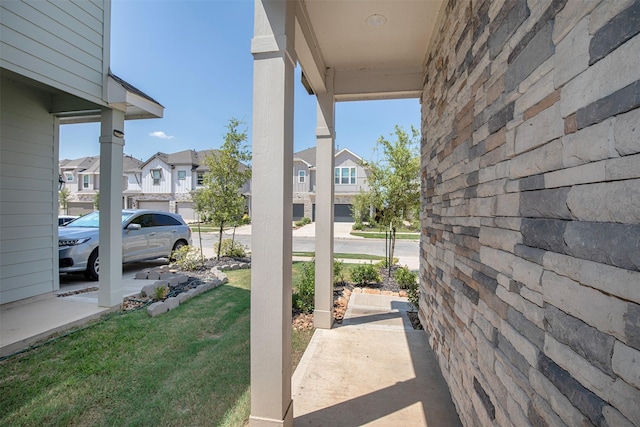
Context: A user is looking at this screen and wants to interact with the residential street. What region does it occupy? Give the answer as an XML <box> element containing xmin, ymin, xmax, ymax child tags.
<box><xmin>195</xmin><ymin>223</ymin><xmax>420</xmax><ymax>264</ymax></box>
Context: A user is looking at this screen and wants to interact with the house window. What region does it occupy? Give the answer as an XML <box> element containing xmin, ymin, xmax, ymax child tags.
<box><xmin>83</xmin><ymin>175</ymin><xmax>89</xmax><ymax>189</ymax></box>
<box><xmin>197</xmin><ymin>173</ymin><xmax>204</xmax><ymax>186</ymax></box>
<box><xmin>298</xmin><ymin>170</ymin><xmax>305</xmax><ymax>183</ymax></box>
<box><xmin>65</xmin><ymin>172</ymin><xmax>74</xmax><ymax>182</ymax></box>
<box><xmin>151</xmin><ymin>169</ymin><xmax>162</xmax><ymax>185</ymax></box>
<box><xmin>177</xmin><ymin>170</ymin><xmax>186</xmax><ymax>180</ymax></box>
<box><xmin>334</xmin><ymin>167</ymin><xmax>356</xmax><ymax>185</ymax></box>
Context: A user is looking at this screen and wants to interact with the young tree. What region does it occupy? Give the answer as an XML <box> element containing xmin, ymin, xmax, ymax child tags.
<box><xmin>192</xmin><ymin>118</ymin><xmax>252</xmax><ymax>260</ymax></box>
<box><xmin>59</xmin><ymin>187</ymin><xmax>71</xmax><ymax>214</ymax></box>
<box><xmin>363</xmin><ymin>124</ymin><xmax>420</xmax><ymax>266</ymax></box>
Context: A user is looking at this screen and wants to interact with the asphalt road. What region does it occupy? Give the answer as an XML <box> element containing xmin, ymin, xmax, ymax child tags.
<box><xmin>196</xmin><ymin>233</ymin><xmax>419</xmax><ymax>259</ymax></box>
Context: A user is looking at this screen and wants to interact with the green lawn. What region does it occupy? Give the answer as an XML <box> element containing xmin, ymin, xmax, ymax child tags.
<box><xmin>0</xmin><ymin>268</ymin><xmax>313</xmax><ymax>427</ymax></box>
<box><xmin>292</xmin><ymin>252</ymin><xmax>385</xmax><ymax>261</ymax></box>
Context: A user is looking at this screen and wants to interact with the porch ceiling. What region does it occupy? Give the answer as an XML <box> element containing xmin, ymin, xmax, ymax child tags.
<box><xmin>296</xmin><ymin>0</ymin><xmax>444</xmax><ymax>101</ymax></box>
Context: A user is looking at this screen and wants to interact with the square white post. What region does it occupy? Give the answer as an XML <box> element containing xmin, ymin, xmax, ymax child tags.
<box><xmin>250</xmin><ymin>1</ymin><xmax>296</xmax><ymax>425</ymax></box>
<box><xmin>314</xmin><ymin>68</ymin><xmax>335</xmax><ymax>329</ymax></box>
<box><xmin>98</xmin><ymin>108</ymin><xmax>125</xmax><ymax>307</ymax></box>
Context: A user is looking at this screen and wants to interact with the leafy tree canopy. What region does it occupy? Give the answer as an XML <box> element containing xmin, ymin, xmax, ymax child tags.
<box><xmin>191</xmin><ymin>118</ymin><xmax>251</xmax><ymax>259</ymax></box>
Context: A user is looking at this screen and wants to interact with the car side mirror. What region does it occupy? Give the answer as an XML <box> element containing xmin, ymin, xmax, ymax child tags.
<box><xmin>126</xmin><ymin>223</ymin><xmax>142</xmax><ymax>231</ymax></box>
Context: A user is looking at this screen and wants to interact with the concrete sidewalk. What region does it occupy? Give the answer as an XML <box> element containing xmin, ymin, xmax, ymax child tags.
<box><xmin>292</xmin><ymin>292</ymin><xmax>461</xmax><ymax>426</ymax></box>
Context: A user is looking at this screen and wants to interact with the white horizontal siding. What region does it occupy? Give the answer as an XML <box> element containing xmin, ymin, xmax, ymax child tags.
<box><xmin>1</xmin><ymin>77</ymin><xmax>57</xmax><ymax>304</ymax></box>
<box><xmin>0</xmin><ymin>0</ymin><xmax>106</xmax><ymax>104</ymax></box>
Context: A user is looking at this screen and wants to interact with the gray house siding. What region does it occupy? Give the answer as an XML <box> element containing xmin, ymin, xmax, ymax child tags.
<box><xmin>0</xmin><ymin>77</ymin><xmax>58</xmax><ymax>304</ymax></box>
<box><xmin>0</xmin><ymin>0</ymin><xmax>108</xmax><ymax>105</ymax></box>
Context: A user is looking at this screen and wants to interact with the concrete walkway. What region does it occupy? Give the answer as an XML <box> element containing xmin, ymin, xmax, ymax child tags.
<box><xmin>292</xmin><ymin>292</ymin><xmax>462</xmax><ymax>426</ymax></box>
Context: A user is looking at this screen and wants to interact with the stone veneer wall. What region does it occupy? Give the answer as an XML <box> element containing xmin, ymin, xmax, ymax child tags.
<box><xmin>419</xmin><ymin>1</ymin><xmax>640</xmax><ymax>426</ymax></box>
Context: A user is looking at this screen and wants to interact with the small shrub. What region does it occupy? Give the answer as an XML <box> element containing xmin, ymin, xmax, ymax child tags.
<box><xmin>294</xmin><ymin>217</ymin><xmax>311</xmax><ymax>227</ymax></box>
<box><xmin>171</xmin><ymin>245</ymin><xmax>203</xmax><ymax>271</ymax></box>
<box><xmin>407</xmin><ymin>282</ymin><xmax>419</xmax><ymax>312</ymax></box>
<box><xmin>293</xmin><ymin>260</ymin><xmax>315</xmax><ymax>313</ymax></box>
<box><xmin>241</xmin><ymin>214</ymin><xmax>251</xmax><ymax>224</ymax></box>
<box><xmin>214</xmin><ymin>238</ymin><xmax>246</xmax><ymax>258</ymax></box>
<box><xmin>375</xmin><ymin>257</ymin><xmax>399</xmax><ymax>269</ymax></box>
<box><xmin>153</xmin><ymin>285</ymin><xmax>169</xmax><ymax>301</ymax></box>
<box><xmin>350</xmin><ymin>262</ymin><xmax>381</xmax><ymax>286</ymax></box>
<box><xmin>333</xmin><ymin>259</ymin><xmax>345</xmax><ymax>285</ymax></box>
<box><xmin>394</xmin><ymin>266</ymin><xmax>418</xmax><ymax>290</ymax></box>
<box><xmin>352</xmin><ymin>222</ymin><xmax>364</xmax><ymax>231</ymax></box>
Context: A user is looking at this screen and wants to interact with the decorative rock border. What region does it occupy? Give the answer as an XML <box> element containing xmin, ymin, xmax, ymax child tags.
<box><xmin>133</xmin><ymin>267</ymin><xmax>230</xmax><ymax>317</ymax></box>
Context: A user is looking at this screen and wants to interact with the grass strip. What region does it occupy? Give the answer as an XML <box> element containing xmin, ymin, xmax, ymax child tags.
<box><xmin>350</xmin><ymin>232</ymin><xmax>419</xmax><ymax>240</ymax></box>
<box><xmin>0</xmin><ymin>268</ymin><xmax>313</xmax><ymax>427</ymax></box>
<box><xmin>292</xmin><ymin>252</ymin><xmax>385</xmax><ymax>261</ymax></box>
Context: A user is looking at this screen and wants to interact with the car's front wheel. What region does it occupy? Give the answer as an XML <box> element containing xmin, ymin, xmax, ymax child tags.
<box><xmin>84</xmin><ymin>248</ymin><xmax>99</xmax><ymax>281</ymax></box>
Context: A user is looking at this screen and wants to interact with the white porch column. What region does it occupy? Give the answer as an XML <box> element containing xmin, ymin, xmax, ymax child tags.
<box><xmin>98</xmin><ymin>108</ymin><xmax>125</xmax><ymax>307</ymax></box>
<box><xmin>314</xmin><ymin>68</ymin><xmax>335</xmax><ymax>329</ymax></box>
<box><xmin>250</xmin><ymin>1</ymin><xmax>296</xmax><ymax>426</ymax></box>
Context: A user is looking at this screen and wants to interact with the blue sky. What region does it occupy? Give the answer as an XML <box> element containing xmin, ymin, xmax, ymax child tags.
<box><xmin>59</xmin><ymin>0</ymin><xmax>421</xmax><ymax>163</ymax></box>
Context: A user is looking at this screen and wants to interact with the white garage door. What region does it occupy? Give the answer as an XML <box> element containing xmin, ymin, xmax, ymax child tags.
<box><xmin>177</xmin><ymin>202</ymin><xmax>196</xmax><ymax>222</ymax></box>
<box><xmin>138</xmin><ymin>201</ymin><xmax>170</xmax><ymax>212</ymax></box>
<box><xmin>67</xmin><ymin>202</ymin><xmax>94</xmax><ymax>216</ymax></box>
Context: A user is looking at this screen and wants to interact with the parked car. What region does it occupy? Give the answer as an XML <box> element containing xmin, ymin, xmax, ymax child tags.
<box><xmin>59</xmin><ymin>210</ymin><xmax>192</xmax><ymax>280</ymax></box>
<box><xmin>58</xmin><ymin>215</ymin><xmax>79</xmax><ymax>226</ymax></box>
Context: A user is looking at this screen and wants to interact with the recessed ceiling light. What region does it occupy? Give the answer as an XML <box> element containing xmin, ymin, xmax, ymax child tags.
<box><xmin>365</xmin><ymin>14</ymin><xmax>387</xmax><ymax>27</ymax></box>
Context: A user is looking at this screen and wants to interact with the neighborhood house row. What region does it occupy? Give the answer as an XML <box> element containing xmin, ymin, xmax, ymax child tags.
<box><xmin>59</xmin><ymin>147</ymin><xmax>369</xmax><ymax>222</ymax></box>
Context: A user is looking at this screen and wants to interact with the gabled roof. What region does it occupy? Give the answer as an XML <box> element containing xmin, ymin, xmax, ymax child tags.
<box><xmin>123</xmin><ymin>155</ymin><xmax>144</xmax><ymax>173</ymax></box>
<box><xmin>59</xmin><ymin>156</ymin><xmax>98</xmax><ymax>171</ymax></box>
<box><xmin>294</xmin><ymin>147</ymin><xmax>316</xmax><ymax>166</ymax></box>
<box><xmin>293</xmin><ymin>146</ymin><xmax>363</xmax><ymax>167</ymax></box>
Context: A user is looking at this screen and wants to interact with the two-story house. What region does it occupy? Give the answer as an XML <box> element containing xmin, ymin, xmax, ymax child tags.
<box><xmin>138</xmin><ymin>149</ymin><xmax>251</xmax><ymax>221</ymax></box>
<box><xmin>59</xmin><ymin>154</ymin><xmax>143</xmax><ymax>214</ymax></box>
<box><xmin>293</xmin><ymin>147</ymin><xmax>369</xmax><ymax>222</ymax></box>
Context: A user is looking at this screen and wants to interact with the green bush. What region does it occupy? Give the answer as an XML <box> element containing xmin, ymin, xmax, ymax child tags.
<box><xmin>350</xmin><ymin>263</ymin><xmax>381</xmax><ymax>286</ymax></box>
<box><xmin>293</xmin><ymin>260</ymin><xmax>315</xmax><ymax>313</ymax></box>
<box><xmin>407</xmin><ymin>284</ymin><xmax>419</xmax><ymax>311</ymax></box>
<box><xmin>170</xmin><ymin>245</ymin><xmax>204</xmax><ymax>271</ymax></box>
<box><xmin>375</xmin><ymin>257</ymin><xmax>399</xmax><ymax>269</ymax></box>
<box><xmin>294</xmin><ymin>217</ymin><xmax>311</xmax><ymax>227</ymax></box>
<box><xmin>395</xmin><ymin>265</ymin><xmax>419</xmax><ymax>311</ymax></box>
<box><xmin>214</xmin><ymin>238</ymin><xmax>246</xmax><ymax>258</ymax></box>
<box><xmin>333</xmin><ymin>259</ymin><xmax>345</xmax><ymax>285</ymax></box>
<box><xmin>241</xmin><ymin>214</ymin><xmax>251</xmax><ymax>224</ymax></box>
<box><xmin>394</xmin><ymin>266</ymin><xmax>418</xmax><ymax>289</ymax></box>
<box><xmin>352</xmin><ymin>222</ymin><xmax>364</xmax><ymax>231</ymax></box>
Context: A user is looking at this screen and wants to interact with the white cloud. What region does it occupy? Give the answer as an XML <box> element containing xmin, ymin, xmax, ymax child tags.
<box><xmin>149</xmin><ymin>131</ymin><xmax>174</xmax><ymax>140</ymax></box>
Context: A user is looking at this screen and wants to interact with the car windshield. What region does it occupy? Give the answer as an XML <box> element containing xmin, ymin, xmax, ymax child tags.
<box><xmin>64</xmin><ymin>212</ymin><xmax>135</xmax><ymax>228</ymax></box>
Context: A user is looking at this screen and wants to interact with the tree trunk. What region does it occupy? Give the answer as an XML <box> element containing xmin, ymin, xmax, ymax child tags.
<box><xmin>217</xmin><ymin>222</ymin><xmax>225</xmax><ymax>260</ymax></box>
<box><xmin>390</xmin><ymin>226</ymin><xmax>396</xmax><ymax>274</ymax></box>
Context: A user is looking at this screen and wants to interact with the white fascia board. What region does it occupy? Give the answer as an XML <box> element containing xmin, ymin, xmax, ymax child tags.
<box><xmin>107</xmin><ymin>75</ymin><xmax>164</xmax><ymax>120</ymax></box>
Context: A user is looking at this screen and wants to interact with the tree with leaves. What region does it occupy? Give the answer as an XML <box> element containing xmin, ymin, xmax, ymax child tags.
<box><xmin>59</xmin><ymin>187</ymin><xmax>71</xmax><ymax>214</ymax></box>
<box><xmin>361</xmin><ymin>124</ymin><xmax>420</xmax><ymax>265</ymax></box>
<box><xmin>191</xmin><ymin>118</ymin><xmax>252</xmax><ymax>260</ymax></box>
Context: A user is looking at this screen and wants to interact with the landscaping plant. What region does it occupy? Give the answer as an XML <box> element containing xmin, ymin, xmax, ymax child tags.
<box><xmin>293</xmin><ymin>260</ymin><xmax>315</xmax><ymax>313</ymax></box>
<box><xmin>333</xmin><ymin>259</ymin><xmax>345</xmax><ymax>285</ymax></box>
<box><xmin>350</xmin><ymin>262</ymin><xmax>382</xmax><ymax>286</ymax></box>
<box><xmin>394</xmin><ymin>265</ymin><xmax>417</xmax><ymax>289</ymax></box>
<box><xmin>171</xmin><ymin>245</ymin><xmax>204</xmax><ymax>270</ymax></box>
<box><xmin>214</xmin><ymin>238</ymin><xmax>246</xmax><ymax>258</ymax></box>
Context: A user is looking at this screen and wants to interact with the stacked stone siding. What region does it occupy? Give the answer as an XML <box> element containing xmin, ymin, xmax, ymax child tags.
<box><xmin>420</xmin><ymin>1</ymin><xmax>639</xmax><ymax>426</ymax></box>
